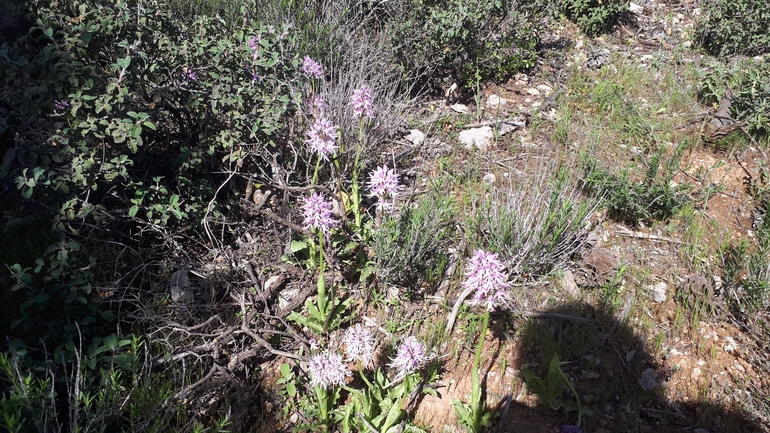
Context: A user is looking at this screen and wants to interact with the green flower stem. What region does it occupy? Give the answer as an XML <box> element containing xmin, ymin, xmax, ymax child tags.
<box><xmin>312</xmin><ymin>156</ymin><xmax>322</xmax><ymax>186</ymax></box>
<box><xmin>556</xmin><ymin>358</ymin><xmax>585</xmax><ymax>426</ymax></box>
<box><xmin>317</xmin><ymin>230</ymin><xmax>327</xmax><ymax>316</ymax></box>
<box><xmin>471</xmin><ymin>311</ymin><xmax>489</xmax><ymax>431</ymax></box>
<box><xmin>351</xmin><ymin>120</ymin><xmax>364</xmax><ymax>229</ymax></box>
<box><xmin>313</xmin><ymin>385</ymin><xmax>331</xmax><ymax>427</ymax></box>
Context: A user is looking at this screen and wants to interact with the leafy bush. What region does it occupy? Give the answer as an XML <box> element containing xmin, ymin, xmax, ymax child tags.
<box><xmin>466</xmin><ymin>165</ymin><xmax>596</xmax><ymax>276</ymax></box>
<box><xmin>372</xmin><ymin>192</ymin><xmax>456</xmax><ymax>288</ymax></box>
<box><xmin>582</xmin><ymin>145</ymin><xmax>690</xmax><ymax>224</ymax></box>
<box><xmin>695</xmin><ymin>0</ymin><xmax>770</xmax><ymax>57</ymax></box>
<box><xmin>384</xmin><ymin>0</ymin><xmax>539</xmax><ymax>86</ymax></box>
<box><xmin>699</xmin><ymin>59</ymin><xmax>770</xmax><ymax>139</ymax></box>
<box><xmin>722</xmin><ymin>209</ymin><xmax>770</xmax><ymax>314</ymax></box>
<box><xmin>561</xmin><ymin>0</ymin><xmax>627</xmax><ymax>36</ymax></box>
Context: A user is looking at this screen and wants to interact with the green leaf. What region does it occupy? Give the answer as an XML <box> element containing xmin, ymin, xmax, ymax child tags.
<box><xmin>128</xmin><ymin>205</ymin><xmax>138</xmax><ymax>217</ymax></box>
<box><xmin>43</xmin><ymin>28</ymin><xmax>53</xmax><ymax>38</ymax></box>
<box><xmin>290</xmin><ymin>240</ymin><xmax>307</xmax><ymax>253</ymax></box>
<box><xmin>103</xmin><ymin>334</ymin><xmax>117</xmax><ymax>349</ymax></box>
<box><xmin>101</xmin><ymin>310</ymin><xmax>115</xmax><ymax>321</ymax></box>
<box><xmin>116</xmin><ymin>57</ymin><xmax>131</xmax><ymax>69</ymax></box>
<box><xmin>33</xmin><ymin>293</ymin><xmax>50</xmax><ymax>303</ymax></box>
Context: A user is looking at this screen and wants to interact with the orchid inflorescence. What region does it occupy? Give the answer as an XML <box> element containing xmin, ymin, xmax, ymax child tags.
<box><xmin>307</xmin><ymin>351</ymin><xmax>350</xmax><ymax>389</ymax></box>
<box><xmin>462</xmin><ymin>249</ymin><xmax>511</xmax><ymax>311</ymax></box>
<box><xmin>301</xmin><ymin>55</ymin><xmax>324</xmax><ymax>79</ymax></box>
<box><xmin>301</xmin><ymin>192</ymin><xmax>337</xmax><ymax>234</ymax></box>
<box><xmin>305</xmin><ymin>118</ymin><xmax>338</xmax><ymax>160</ymax></box>
<box><xmin>344</xmin><ymin>324</ymin><xmax>376</xmax><ymax>367</ymax></box>
<box><xmin>351</xmin><ymin>84</ymin><xmax>374</xmax><ymax>119</ymax></box>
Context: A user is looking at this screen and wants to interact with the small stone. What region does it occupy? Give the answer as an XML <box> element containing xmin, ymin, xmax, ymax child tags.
<box><xmin>459</xmin><ymin>126</ymin><xmax>494</xmax><ymax>151</ymax></box>
<box><xmin>531</xmin><ymin>101</ymin><xmax>541</xmax><ymax>108</ymax></box>
<box><xmin>536</xmin><ymin>84</ymin><xmax>553</xmax><ymax>96</ymax></box>
<box><xmin>482</xmin><ymin>173</ymin><xmax>496</xmax><ymax>185</ymax></box>
<box><xmin>561</xmin><ymin>270</ymin><xmax>580</xmax><ymax>297</ymax></box>
<box><xmin>584</xmin><ymin>371</ymin><xmax>600</xmax><ymax>379</ymax></box>
<box><xmin>647</xmin><ymin>282</ymin><xmax>668</xmax><ymax>303</ymax></box>
<box><xmin>693</xmin><ymin>429</ymin><xmax>709</xmax><ymax>433</ymax></box>
<box><xmin>405</xmin><ymin>129</ymin><xmax>426</xmax><ymax>146</ymax></box>
<box><xmin>582</xmin><ymin>394</ymin><xmax>596</xmax><ymax>404</ymax></box>
<box><xmin>691</xmin><ymin>367</ymin><xmax>702</xmax><ymax>379</ymax></box>
<box><xmin>526</xmin><ymin>88</ymin><xmax>540</xmax><ymax>97</ymax></box>
<box><xmin>585</xmin><ymin>355</ymin><xmax>602</xmax><ymax>366</ymax></box>
<box><xmin>278</xmin><ymin>287</ymin><xmax>300</xmax><ymax>311</ymax></box>
<box><xmin>629</xmin><ymin>2</ymin><xmax>644</xmax><ymax>13</ymax></box>
<box><xmin>626</xmin><ymin>350</ymin><xmax>637</xmax><ymax>363</ymax></box>
<box><xmin>450</xmin><ymin>103</ymin><xmax>469</xmax><ymax>114</ymax></box>
<box><xmin>524</xmin><ymin>97</ymin><xmax>532</xmax><ymax>103</ymax></box>
<box><xmin>170</xmin><ymin>270</ymin><xmax>195</xmax><ymax>303</ymax></box>
<box><xmin>487</xmin><ymin>94</ymin><xmax>507</xmax><ymax>108</ymax></box>
<box><xmin>724</xmin><ymin>336</ymin><xmax>737</xmax><ymax>353</ymax></box>
<box><xmin>264</xmin><ymin>275</ymin><xmax>282</xmax><ymax>293</ymax></box>
<box><xmin>639</xmin><ymin>368</ymin><xmax>664</xmax><ymax>390</ymax></box>
<box><xmin>497</xmin><ymin>117</ymin><xmax>526</xmax><ymax>136</ymax></box>
<box><xmin>640</xmin><ymin>54</ymin><xmax>654</xmax><ymax>63</ymax></box>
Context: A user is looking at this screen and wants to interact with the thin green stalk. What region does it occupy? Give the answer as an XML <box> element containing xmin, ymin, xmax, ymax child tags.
<box><xmin>317</xmin><ymin>231</ymin><xmax>327</xmax><ymax>316</ymax></box>
<box><xmin>471</xmin><ymin>311</ymin><xmax>489</xmax><ymax>431</ymax></box>
<box><xmin>312</xmin><ymin>156</ymin><xmax>322</xmax><ymax>186</ymax></box>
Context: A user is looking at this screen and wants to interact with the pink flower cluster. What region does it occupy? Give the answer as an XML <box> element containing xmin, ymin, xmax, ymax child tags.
<box><xmin>307</xmin><ymin>351</ymin><xmax>350</xmax><ymax>389</ymax></box>
<box><xmin>350</xmin><ymin>85</ymin><xmax>374</xmax><ymax>119</ymax></box>
<box><xmin>302</xmin><ymin>55</ymin><xmax>323</xmax><ymax>79</ymax></box>
<box><xmin>305</xmin><ymin>118</ymin><xmax>338</xmax><ymax>160</ymax></box>
<box><xmin>344</xmin><ymin>324</ymin><xmax>376</xmax><ymax>367</ymax></box>
<box><xmin>301</xmin><ymin>192</ymin><xmax>337</xmax><ymax>233</ymax></box>
<box><xmin>389</xmin><ymin>336</ymin><xmax>428</xmax><ymax>375</ymax></box>
<box><xmin>462</xmin><ymin>249</ymin><xmax>511</xmax><ymax>311</ymax></box>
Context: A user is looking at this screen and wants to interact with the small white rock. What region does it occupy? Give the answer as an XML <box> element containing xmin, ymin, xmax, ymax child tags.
<box><xmin>639</xmin><ymin>368</ymin><xmax>664</xmax><ymax>390</ymax></box>
<box><xmin>405</xmin><ymin>129</ymin><xmax>426</xmax><ymax>146</ymax></box>
<box><xmin>487</xmin><ymin>94</ymin><xmax>507</xmax><ymax>108</ymax></box>
<box><xmin>724</xmin><ymin>336</ymin><xmax>737</xmax><ymax>353</ymax></box>
<box><xmin>482</xmin><ymin>173</ymin><xmax>496</xmax><ymax>185</ymax></box>
<box><xmin>450</xmin><ymin>103</ymin><xmax>469</xmax><ymax>114</ymax></box>
<box><xmin>278</xmin><ymin>287</ymin><xmax>300</xmax><ymax>311</ymax></box>
<box><xmin>526</xmin><ymin>88</ymin><xmax>540</xmax><ymax>97</ymax></box>
<box><xmin>459</xmin><ymin>126</ymin><xmax>494</xmax><ymax>151</ymax></box>
<box><xmin>561</xmin><ymin>270</ymin><xmax>580</xmax><ymax>297</ymax></box>
<box><xmin>264</xmin><ymin>275</ymin><xmax>282</xmax><ymax>293</ymax></box>
<box><xmin>647</xmin><ymin>282</ymin><xmax>668</xmax><ymax>303</ymax></box>
<box><xmin>536</xmin><ymin>84</ymin><xmax>553</xmax><ymax>96</ymax></box>
<box><xmin>629</xmin><ymin>2</ymin><xmax>644</xmax><ymax>13</ymax></box>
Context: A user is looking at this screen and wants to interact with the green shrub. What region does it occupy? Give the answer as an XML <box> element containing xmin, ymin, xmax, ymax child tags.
<box><xmin>699</xmin><ymin>59</ymin><xmax>770</xmax><ymax>139</ymax></box>
<box><xmin>385</xmin><ymin>0</ymin><xmax>538</xmax><ymax>86</ymax></box>
<box><xmin>466</xmin><ymin>165</ymin><xmax>596</xmax><ymax>276</ymax></box>
<box><xmin>561</xmin><ymin>0</ymin><xmax>627</xmax><ymax>36</ymax></box>
<box><xmin>372</xmin><ymin>192</ymin><xmax>456</xmax><ymax>289</ymax></box>
<box><xmin>695</xmin><ymin>0</ymin><xmax>770</xmax><ymax>57</ymax></box>
<box><xmin>582</xmin><ymin>145</ymin><xmax>690</xmax><ymax>224</ymax></box>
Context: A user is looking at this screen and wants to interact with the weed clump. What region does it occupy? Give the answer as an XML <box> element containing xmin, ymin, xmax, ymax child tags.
<box><xmin>695</xmin><ymin>0</ymin><xmax>770</xmax><ymax>57</ymax></box>
<box><xmin>561</xmin><ymin>0</ymin><xmax>627</xmax><ymax>36</ymax></box>
<box><xmin>581</xmin><ymin>145</ymin><xmax>689</xmax><ymax>225</ymax></box>
<box><xmin>699</xmin><ymin>60</ymin><xmax>770</xmax><ymax>139</ymax></box>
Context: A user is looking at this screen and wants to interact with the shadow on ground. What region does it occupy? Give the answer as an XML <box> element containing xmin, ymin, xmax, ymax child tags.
<box><xmin>493</xmin><ymin>301</ymin><xmax>764</xmax><ymax>433</ymax></box>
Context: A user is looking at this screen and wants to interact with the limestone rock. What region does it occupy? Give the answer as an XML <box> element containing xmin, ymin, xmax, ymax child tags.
<box><xmin>459</xmin><ymin>126</ymin><xmax>494</xmax><ymax>151</ymax></box>
<box><xmin>405</xmin><ymin>129</ymin><xmax>426</xmax><ymax>146</ymax></box>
